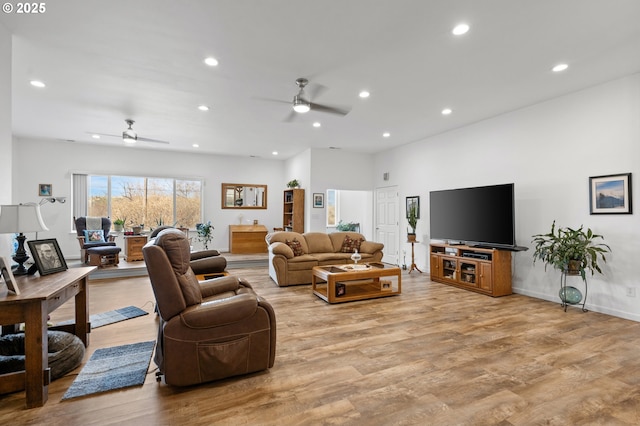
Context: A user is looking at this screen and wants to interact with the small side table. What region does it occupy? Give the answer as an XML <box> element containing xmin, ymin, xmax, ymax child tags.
<box><xmin>408</xmin><ymin>240</ymin><xmax>422</xmax><ymax>274</ymax></box>
<box><xmin>124</xmin><ymin>235</ymin><xmax>148</xmax><ymax>261</ymax></box>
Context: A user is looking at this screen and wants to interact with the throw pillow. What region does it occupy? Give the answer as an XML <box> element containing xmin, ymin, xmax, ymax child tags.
<box><xmin>84</xmin><ymin>229</ymin><xmax>105</xmax><ymax>243</ymax></box>
<box><xmin>285</xmin><ymin>238</ymin><xmax>304</xmax><ymax>256</ymax></box>
<box><xmin>341</xmin><ymin>234</ymin><xmax>364</xmax><ymax>253</ymax></box>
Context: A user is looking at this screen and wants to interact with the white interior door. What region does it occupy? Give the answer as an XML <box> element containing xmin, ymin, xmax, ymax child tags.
<box><xmin>375</xmin><ymin>186</ymin><xmax>399</xmax><ymax>265</ymax></box>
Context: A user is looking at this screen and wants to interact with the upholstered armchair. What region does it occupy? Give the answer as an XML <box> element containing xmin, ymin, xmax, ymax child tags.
<box><xmin>143</xmin><ymin>229</ymin><xmax>276</xmax><ymax>386</ymax></box>
<box><xmin>74</xmin><ymin>216</ymin><xmax>118</xmax><ymax>263</ymax></box>
<box><xmin>149</xmin><ymin>225</ymin><xmax>227</xmax><ymax>277</ymax></box>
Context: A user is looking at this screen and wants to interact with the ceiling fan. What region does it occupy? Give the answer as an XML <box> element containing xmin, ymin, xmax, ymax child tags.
<box><xmin>90</xmin><ymin>119</ymin><xmax>170</xmax><ymax>144</ymax></box>
<box><xmin>262</xmin><ymin>78</ymin><xmax>350</xmax><ymax>122</ymax></box>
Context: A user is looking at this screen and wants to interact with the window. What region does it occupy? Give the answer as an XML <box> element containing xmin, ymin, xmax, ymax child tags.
<box><xmin>73</xmin><ymin>174</ymin><xmax>203</xmax><ymax>230</ymax></box>
<box><xmin>326</xmin><ymin>189</ymin><xmax>338</xmax><ymax>227</ymax></box>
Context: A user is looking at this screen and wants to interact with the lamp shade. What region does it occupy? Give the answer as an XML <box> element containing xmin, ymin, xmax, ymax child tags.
<box><xmin>0</xmin><ymin>204</ymin><xmax>49</xmax><ymax>234</ymax></box>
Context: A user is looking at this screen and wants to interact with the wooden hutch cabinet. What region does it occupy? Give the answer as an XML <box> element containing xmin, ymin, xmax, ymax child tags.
<box><xmin>283</xmin><ymin>188</ymin><xmax>304</xmax><ymax>233</ymax></box>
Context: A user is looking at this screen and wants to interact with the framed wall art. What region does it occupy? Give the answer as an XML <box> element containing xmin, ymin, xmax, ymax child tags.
<box><xmin>589</xmin><ymin>173</ymin><xmax>632</xmax><ymax>214</ymax></box>
<box><xmin>313</xmin><ymin>193</ymin><xmax>324</xmax><ymax>208</ymax></box>
<box><xmin>39</xmin><ymin>184</ymin><xmax>52</xmax><ymax>197</ymax></box>
<box><xmin>406</xmin><ymin>196</ymin><xmax>420</xmax><ymax>218</ymax></box>
<box><xmin>28</xmin><ymin>239</ymin><xmax>68</xmax><ymax>276</ymax></box>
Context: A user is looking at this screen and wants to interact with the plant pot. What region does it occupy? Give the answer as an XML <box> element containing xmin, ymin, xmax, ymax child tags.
<box><xmin>113</xmin><ymin>224</ymin><xmax>124</xmax><ymax>232</ymax></box>
<box><xmin>566</xmin><ymin>259</ymin><xmax>581</xmax><ymax>276</ymax></box>
<box><xmin>407</xmin><ymin>234</ymin><xmax>416</xmax><ymax>242</ymax></box>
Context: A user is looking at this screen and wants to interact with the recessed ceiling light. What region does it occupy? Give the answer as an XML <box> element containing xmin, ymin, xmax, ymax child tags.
<box><xmin>552</xmin><ymin>63</ymin><xmax>569</xmax><ymax>72</ymax></box>
<box><xmin>452</xmin><ymin>23</ymin><xmax>470</xmax><ymax>35</ymax></box>
<box><xmin>198</xmin><ymin>105</ymin><xmax>209</xmax><ymax>111</ymax></box>
<box><xmin>192</xmin><ymin>144</ymin><xmax>199</xmax><ymax>148</ymax></box>
<box><xmin>272</xmin><ymin>151</ymin><xmax>278</xmax><ymax>156</ymax></box>
<box><xmin>359</xmin><ymin>91</ymin><xmax>370</xmax><ymax>98</ymax></box>
<box><xmin>382</xmin><ymin>132</ymin><xmax>390</xmax><ymax>138</ymax></box>
<box><xmin>204</xmin><ymin>57</ymin><xmax>219</xmax><ymax>66</ymax></box>
<box><xmin>313</xmin><ymin>122</ymin><xmax>321</xmax><ymax>128</ymax></box>
<box><xmin>441</xmin><ymin>108</ymin><xmax>453</xmax><ymax>115</ymax></box>
<box><xmin>92</xmin><ymin>134</ymin><xmax>100</xmax><ymax>139</ymax></box>
<box><xmin>30</xmin><ymin>80</ymin><xmax>46</xmax><ymax>88</ymax></box>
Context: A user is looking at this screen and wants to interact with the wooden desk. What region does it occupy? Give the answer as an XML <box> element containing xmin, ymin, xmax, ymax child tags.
<box><xmin>0</xmin><ymin>266</ymin><xmax>95</xmax><ymax>408</ymax></box>
<box><xmin>228</xmin><ymin>225</ymin><xmax>268</xmax><ymax>253</ymax></box>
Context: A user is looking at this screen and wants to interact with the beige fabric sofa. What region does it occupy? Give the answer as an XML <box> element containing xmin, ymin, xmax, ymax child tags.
<box><xmin>266</xmin><ymin>231</ymin><xmax>384</xmax><ymax>286</ymax></box>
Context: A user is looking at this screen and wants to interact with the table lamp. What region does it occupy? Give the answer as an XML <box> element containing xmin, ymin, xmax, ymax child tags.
<box><xmin>0</xmin><ymin>203</ymin><xmax>49</xmax><ymax>275</ymax></box>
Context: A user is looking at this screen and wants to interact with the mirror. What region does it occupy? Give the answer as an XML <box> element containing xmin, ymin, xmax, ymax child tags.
<box><xmin>221</xmin><ymin>183</ymin><xmax>267</xmax><ymax>209</ymax></box>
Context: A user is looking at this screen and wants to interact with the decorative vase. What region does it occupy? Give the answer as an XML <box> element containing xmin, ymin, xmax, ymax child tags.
<box><xmin>351</xmin><ymin>249</ymin><xmax>362</xmax><ymax>264</ymax></box>
<box><xmin>559</xmin><ymin>286</ymin><xmax>583</xmax><ymax>305</ymax></box>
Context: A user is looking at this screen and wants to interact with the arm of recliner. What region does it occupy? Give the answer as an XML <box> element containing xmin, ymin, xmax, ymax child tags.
<box><xmin>180</xmin><ymin>293</ymin><xmax>258</xmax><ymax>328</ymax></box>
<box><xmin>190</xmin><ymin>250</ymin><xmax>221</xmax><ymax>260</ymax></box>
<box><xmin>199</xmin><ymin>275</ymin><xmax>240</xmax><ymax>298</ymax></box>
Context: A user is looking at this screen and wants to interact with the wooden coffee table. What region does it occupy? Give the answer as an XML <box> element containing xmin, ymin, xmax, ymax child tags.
<box><xmin>312</xmin><ymin>263</ymin><xmax>401</xmax><ymax>303</ymax></box>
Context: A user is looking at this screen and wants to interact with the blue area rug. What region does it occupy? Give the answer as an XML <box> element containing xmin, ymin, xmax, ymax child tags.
<box><xmin>62</xmin><ymin>340</ymin><xmax>155</xmax><ymax>400</ymax></box>
<box><xmin>57</xmin><ymin>306</ymin><xmax>149</xmax><ymax>329</ymax></box>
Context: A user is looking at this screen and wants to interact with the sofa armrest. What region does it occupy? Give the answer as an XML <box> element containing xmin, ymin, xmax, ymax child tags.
<box><xmin>270</xmin><ymin>241</ymin><xmax>294</xmax><ymax>259</ymax></box>
<box><xmin>199</xmin><ymin>275</ymin><xmax>240</xmax><ymax>298</ymax></box>
<box><xmin>180</xmin><ymin>293</ymin><xmax>258</xmax><ymax>328</ymax></box>
<box><xmin>360</xmin><ymin>241</ymin><xmax>384</xmax><ymax>253</ymax></box>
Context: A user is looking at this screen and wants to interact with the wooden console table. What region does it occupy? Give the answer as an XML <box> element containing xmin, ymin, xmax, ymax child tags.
<box><xmin>0</xmin><ymin>266</ymin><xmax>95</xmax><ymax>408</ymax></box>
<box><xmin>228</xmin><ymin>225</ymin><xmax>268</xmax><ymax>253</ymax></box>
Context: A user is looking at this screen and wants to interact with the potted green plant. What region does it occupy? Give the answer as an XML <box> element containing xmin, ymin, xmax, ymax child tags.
<box><xmin>407</xmin><ymin>204</ymin><xmax>418</xmax><ymax>242</ymax></box>
<box><xmin>532</xmin><ymin>220</ymin><xmax>611</xmax><ymax>281</ymax></box>
<box><xmin>196</xmin><ymin>221</ymin><xmax>214</xmax><ymax>250</ymax></box>
<box><xmin>113</xmin><ymin>218</ymin><xmax>125</xmax><ymax>232</ymax></box>
<box><xmin>287</xmin><ymin>179</ymin><xmax>300</xmax><ymax>188</ymax></box>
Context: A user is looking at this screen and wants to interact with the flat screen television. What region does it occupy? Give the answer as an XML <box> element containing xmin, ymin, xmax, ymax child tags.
<box><xmin>429</xmin><ymin>183</ymin><xmax>516</xmax><ymax>249</ymax></box>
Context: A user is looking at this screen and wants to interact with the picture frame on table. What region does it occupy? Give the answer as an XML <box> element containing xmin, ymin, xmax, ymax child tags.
<box><xmin>406</xmin><ymin>196</ymin><xmax>420</xmax><ymax>218</ymax></box>
<box><xmin>313</xmin><ymin>193</ymin><xmax>324</xmax><ymax>208</ymax></box>
<box><xmin>0</xmin><ymin>256</ymin><xmax>20</xmax><ymax>294</ymax></box>
<box><xmin>39</xmin><ymin>183</ymin><xmax>52</xmax><ymax>197</ymax></box>
<box><xmin>589</xmin><ymin>173</ymin><xmax>632</xmax><ymax>215</ymax></box>
<box><xmin>27</xmin><ymin>239</ymin><xmax>68</xmax><ymax>276</ymax></box>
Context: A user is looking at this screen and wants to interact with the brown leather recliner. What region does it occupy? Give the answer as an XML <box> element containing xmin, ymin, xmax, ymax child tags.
<box><xmin>143</xmin><ymin>229</ymin><xmax>276</xmax><ymax>386</ymax></box>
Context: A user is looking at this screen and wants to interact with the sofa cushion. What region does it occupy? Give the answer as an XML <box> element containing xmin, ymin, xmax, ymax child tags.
<box><xmin>266</xmin><ymin>232</ymin><xmax>309</xmax><ymax>253</ymax></box>
<box><xmin>286</xmin><ymin>238</ymin><xmax>304</xmax><ymax>256</ymax></box>
<box><xmin>303</xmin><ymin>232</ymin><xmax>334</xmax><ymax>253</ymax></box>
<box><xmin>340</xmin><ymin>234</ymin><xmax>364</xmax><ymax>253</ymax></box>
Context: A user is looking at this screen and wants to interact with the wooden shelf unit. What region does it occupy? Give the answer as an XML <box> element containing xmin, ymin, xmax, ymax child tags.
<box><xmin>283</xmin><ymin>188</ymin><xmax>304</xmax><ymax>233</ymax></box>
<box><xmin>429</xmin><ymin>243</ymin><xmax>512</xmax><ymax>297</ymax></box>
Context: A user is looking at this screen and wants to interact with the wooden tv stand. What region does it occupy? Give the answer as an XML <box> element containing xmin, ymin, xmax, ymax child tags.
<box><xmin>429</xmin><ymin>243</ymin><xmax>512</xmax><ymax>297</ymax></box>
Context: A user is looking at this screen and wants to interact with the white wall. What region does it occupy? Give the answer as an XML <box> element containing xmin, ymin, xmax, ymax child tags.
<box><xmin>12</xmin><ymin>138</ymin><xmax>286</xmax><ymax>258</ymax></box>
<box><xmin>374</xmin><ymin>73</ymin><xmax>640</xmax><ymax>321</ymax></box>
<box><xmin>0</xmin><ymin>24</ymin><xmax>13</xmax><ymax>259</ymax></box>
<box><xmin>308</xmin><ymin>148</ymin><xmax>375</xmax><ymax>233</ymax></box>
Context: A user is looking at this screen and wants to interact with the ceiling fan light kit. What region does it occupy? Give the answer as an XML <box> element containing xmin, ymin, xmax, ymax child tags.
<box><xmin>122</xmin><ymin>119</ymin><xmax>137</xmax><ymax>144</ymax></box>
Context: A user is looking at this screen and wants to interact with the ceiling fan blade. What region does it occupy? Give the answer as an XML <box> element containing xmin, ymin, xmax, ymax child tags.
<box><xmin>283</xmin><ymin>110</ymin><xmax>298</xmax><ymax>122</ymax></box>
<box><xmin>310</xmin><ymin>102</ymin><xmax>350</xmax><ymax>116</ymax></box>
<box><xmin>307</xmin><ymin>83</ymin><xmax>328</xmax><ymax>101</ymax></box>
<box><xmin>137</xmin><ymin>136</ymin><xmax>170</xmax><ymax>144</ymax></box>
<box><xmin>88</xmin><ymin>132</ymin><xmax>121</xmax><ymax>139</ymax></box>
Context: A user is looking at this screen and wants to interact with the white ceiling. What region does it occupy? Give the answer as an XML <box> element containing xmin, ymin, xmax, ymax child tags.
<box><xmin>2</xmin><ymin>0</ymin><xmax>640</xmax><ymax>159</ymax></box>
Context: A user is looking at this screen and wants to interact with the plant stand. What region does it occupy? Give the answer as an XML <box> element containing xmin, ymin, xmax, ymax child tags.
<box><xmin>408</xmin><ymin>240</ymin><xmax>422</xmax><ymax>274</ymax></box>
<box><xmin>560</xmin><ymin>270</ymin><xmax>588</xmax><ymax>312</ymax></box>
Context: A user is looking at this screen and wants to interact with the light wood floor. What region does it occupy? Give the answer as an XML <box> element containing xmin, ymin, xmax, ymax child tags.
<box><xmin>2</xmin><ymin>267</ymin><xmax>640</xmax><ymax>425</ymax></box>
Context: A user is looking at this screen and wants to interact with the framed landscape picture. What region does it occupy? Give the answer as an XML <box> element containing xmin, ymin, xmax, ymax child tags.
<box><xmin>406</xmin><ymin>196</ymin><xmax>420</xmax><ymax>218</ymax></box>
<box><xmin>589</xmin><ymin>173</ymin><xmax>632</xmax><ymax>214</ymax></box>
<box><xmin>313</xmin><ymin>193</ymin><xmax>324</xmax><ymax>208</ymax></box>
